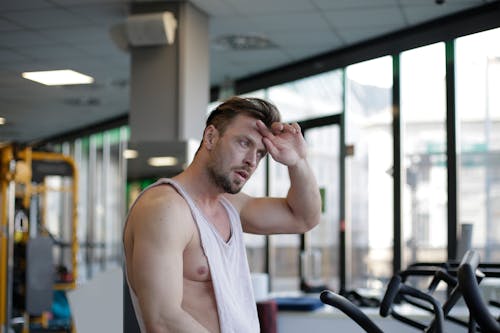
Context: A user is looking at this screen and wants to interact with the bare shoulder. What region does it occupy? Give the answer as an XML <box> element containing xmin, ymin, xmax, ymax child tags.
<box><xmin>125</xmin><ymin>184</ymin><xmax>194</xmax><ymax>245</ymax></box>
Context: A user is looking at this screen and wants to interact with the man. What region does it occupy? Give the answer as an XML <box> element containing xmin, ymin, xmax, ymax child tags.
<box><xmin>123</xmin><ymin>96</ymin><xmax>321</xmax><ymax>333</ymax></box>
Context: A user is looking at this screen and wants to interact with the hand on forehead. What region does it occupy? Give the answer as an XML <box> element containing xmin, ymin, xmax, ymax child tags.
<box><xmin>256</xmin><ymin>120</ymin><xmax>300</xmax><ymax>136</ymax></box>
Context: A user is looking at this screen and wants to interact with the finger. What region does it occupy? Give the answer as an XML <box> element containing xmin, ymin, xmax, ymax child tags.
<box><xmin>270</xmin><ymin>122</ymin><xmax>284</xmax><ymax>135</ymax></box>
<box><xmin>262</xmin><ymin>137</ymin><xmax>279</xmax><ymax>156</ymax></box>
<box><xmin>256</xmin><ymin>120</ymin><xmax>273</xmax><ymax>137</ymax></box>
<box><xmin>282</xmin><ymin>123</ymin><xmax>298</xmax><ymax>134</ymax></box>
<box><xmin>291</xmin><ymin>122</ymin><xmax>301</xmax><ymax>134</ymax></box>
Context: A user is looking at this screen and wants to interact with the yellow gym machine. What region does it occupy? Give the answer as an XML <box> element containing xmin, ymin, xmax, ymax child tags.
<box><xmin>0</xmin><ymin>144</ymin><xmax>78</xmax><ymax>333</ymax></box>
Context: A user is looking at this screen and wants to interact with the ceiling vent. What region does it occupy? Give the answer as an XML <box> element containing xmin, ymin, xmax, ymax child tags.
<box><xmin>214</xmin><ymin>34</ymin><xmax>276</xmax><ymax>51</ymax></box>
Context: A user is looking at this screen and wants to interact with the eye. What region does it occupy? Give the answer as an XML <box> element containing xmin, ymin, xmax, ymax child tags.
<box><xmin>239</xmin><ymin>139</ymin><xmax>250</xmax><ymax>148</ymax></box>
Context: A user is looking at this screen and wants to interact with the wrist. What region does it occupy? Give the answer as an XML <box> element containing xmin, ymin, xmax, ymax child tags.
<box><xmin>287</xmin><ymin>157</ymin><xmax>308</xmax><ymax>170</ymax></box>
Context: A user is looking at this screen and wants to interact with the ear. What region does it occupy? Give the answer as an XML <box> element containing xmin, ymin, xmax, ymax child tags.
<box><xmin>203</xmin><ymin>125</ymin><xmax>218</xmax><ymax>149</ymax></box>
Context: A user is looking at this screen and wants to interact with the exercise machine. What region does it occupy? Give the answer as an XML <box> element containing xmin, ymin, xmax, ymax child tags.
<box><xmin>1</xmin><ymin>144</ymin><xmax>78</xmax><ymax>333</ymax></box>
<box><xmin>458</xmin><ymin>254</ymin><xmax>500</xmax><ymax>333</ymax></box>
<box><xmin>321</xmin><ymin>250</ymin><xmax>498</xmax><ymax>332</ymax></box>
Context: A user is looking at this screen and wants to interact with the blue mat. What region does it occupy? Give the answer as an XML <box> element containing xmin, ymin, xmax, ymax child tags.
<box><xmin>275</xmin><ymin>296</ymin><xmax>324</xmax><ymax>311</ymax></box>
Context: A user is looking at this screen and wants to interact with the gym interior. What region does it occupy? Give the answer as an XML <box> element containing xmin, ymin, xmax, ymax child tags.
<box><xmin>1</xmin><ymin>1</ymin><xmax>500</xmax><ymax>332</ymax></box>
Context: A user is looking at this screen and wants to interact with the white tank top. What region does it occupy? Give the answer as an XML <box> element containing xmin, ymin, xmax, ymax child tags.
<box><xmin>124</xmin><ymin>178</ymin><xmax>260</xmax><ymax>333</ymax></box>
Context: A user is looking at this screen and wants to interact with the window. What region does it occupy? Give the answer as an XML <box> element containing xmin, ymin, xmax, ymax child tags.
<box><xmin>346</xmin><ymin>56</ymin><xmax>393</xmax><ymax>291</ymax></box>
<box><xmin>267</xmin><ymin>71</ymin><xmax>343</xmax><ymax>291</ymax></box>
<box><xmin>401</xmin><ymin>43</ymin><xmax>447</xmax><ymax>267</ymax></box>
<box><xmin>456</xmin><ymin>27</ymin><xmax>500</xmax><ymax>261</ymax></box>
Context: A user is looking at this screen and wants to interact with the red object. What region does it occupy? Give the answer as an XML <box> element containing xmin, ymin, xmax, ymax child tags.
<box><xmin>257</xmin><ymin>299</ymin><xmax>278</xmax><ymax>333</ymax></box>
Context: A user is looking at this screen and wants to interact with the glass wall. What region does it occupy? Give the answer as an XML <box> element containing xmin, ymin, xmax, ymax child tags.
<box><xmin>400</xmin><ymin>43</ymin><xmax>448</xmax><ymax>267</ymax></box>
<box><xmin>267</xmin><ymin>70</ymin><xmax>343</xmax><ymax>292</ymax></box>
<box><xmin>456</xmin><ymin>27</ymin><xmax>500</xmax><ymax>262</ymax></box>
<box><xmin>56</xmin><ymin>126</ymin><xmax>128</xmax><ymax>281</ymax></box>
<box><xmin>346</xmin><ymin>56</ymin><xmax>393</xmax><ymax>292</ymax></box>
<box><xmin>304</xmin><ymin>125</ymin><xmax>341</xmax><ymax>291</ymax></box>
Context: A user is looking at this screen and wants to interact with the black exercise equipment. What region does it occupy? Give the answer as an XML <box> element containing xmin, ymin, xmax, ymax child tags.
<box><xmin>458</xmin><ymin>255</ymin><xmax>500</xmax><ymax>333</ymax></box>
<box><xmin>320</xmin><ymin>250</ymin><xmax>499</xmax><ymax>333</ymax></box>
<box><xmin>320</xmin><ymin>291</ymin><xmax>383</xmax><ymax>333</ymax></box>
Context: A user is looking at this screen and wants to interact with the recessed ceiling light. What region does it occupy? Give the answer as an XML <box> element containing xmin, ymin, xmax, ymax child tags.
<box><xmin>123</xmin><ymin>149</ymin><xmax>138</xmax><ymax>159</ymax></box>
<box><xmin>148</xmin><ymin>156</ymin><xmax>178</xmax><ymax>167</ymax></box>
<box><xmin>22</xmin><ymin>69</ymin><xmax>94</xmax><ymax>86</ymax></box>
<box><xmin>0</xmin><ymin>117</ymin><xmax>5</xmax><ymax>125</ymax></box>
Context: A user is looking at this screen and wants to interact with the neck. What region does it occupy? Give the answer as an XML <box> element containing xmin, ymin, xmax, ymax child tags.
<box><xmin>173</xmin><ymin>159</ymin><xmax>222</xmax><ymax>206</ymax></box>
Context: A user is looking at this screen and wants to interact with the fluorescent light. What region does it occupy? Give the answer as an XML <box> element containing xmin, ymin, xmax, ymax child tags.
<box><xmin>123</xmin><ymin>149</ymin><xmax>138</xmax><ymax>159</ymax></box>
<box><xmin>22</xmin><ymin>69</ymin><xmax>94</xmax><ymax>86</ymax></box>
<box><xmin>0</xmin><ymin>117</ymin><xmax>5</xmax><ymax>125</ymax></box>
<box><xmin>148</xmin><ymin>156</ymin><xmax>178</xmax><ymax>167</ymax></box>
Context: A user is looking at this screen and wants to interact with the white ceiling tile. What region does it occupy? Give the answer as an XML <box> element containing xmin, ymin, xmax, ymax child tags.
<box><xmin>64</xmin><ymin>3</ymin><xmax>128</xmax><ymax>24</ymax></box>
<box><xmin>312</xmin><ymin>0</ymin><xmax>398</xmax><ymax>10</ymax></box>
<box><xmin>51</xmin><ymin>0</ymin><xmax>128</xmax><ymax>5</ymax></box>
<box><xmin>403</xmin><ymin>3</ymin><xmax>480</xmax><ymax>25</ymax></box>
<box><xmin>0</xmin><ymin>17</ymin><xmax>22</xmax><ymax>31</ymax></box>
<box><xmin>79</xmin><ymin>42</ymin><xmax>127</xmax><ymax>58</ymax></box>
<box><xmin>399</xmin><ymin>0</ymin><xmax>482</xmax><ymax>4</ymax></box>
<box><xmin>324</xmin><ymin>6</ymin><xmax>406</xmax><ymax>29</ymax></box>
<box><xmin>6</xmin><ymin>7</ymin><xmax>91</xmax><ymax>29</ymax></box>
<box><xmin>20</xmin><ymin>45</ymin><xmax>90</xmax><ymax>61</ymax></box>
<box><xmin>189</xmin><ymin>0</ymin><xmax>238</xmax><ymax>17</ymax></box>
<box><xmin>210</xmin><ymin>16</ymin><xmax>256</xmax><ymax>36</ymax></box>
<box><xmin>337</xmin><ymin>24</ymin><xmax>402</xmax><ymax>44</ymax></box>
<box><xmin>267</xmin><ymin>29</ymin><xmax>342</xmax><ymax>48</ymax></box>
<box><xmin>249</xmin><ymin>12</ymin><xmax>331</xmax><ymax>32</ymax></box>
<box><xmin>0</xmin><ymin>0</ymin><xmax>54</xmax><ymax>12</ymax></box>
<box><xmin>0</xmin><ymin>49</ymin><xmax>30</xmax><ymax>63</ymax></box>
<box><xmin>284</xmin><ymin>44</ymin><xmax>344</xmax><ymax>60</ymax></box>
<box><xmin>39</xmin><ymin>26</ymin><xmax>117</xmax><ymax>45</ymax></box>
<box><xmin>225</xmin><ymin>0</ymin><xmax>316</xmax><ymax>15</ymax></box>
<box><xmin>0</xmin><ymin>30</ymin><xmax>56</xmax><ymax>47</ymax></box>
<box><xmin>215</xmin><ymin>48</ymin><xmax>289</xmax><ymax>65</ymax></box>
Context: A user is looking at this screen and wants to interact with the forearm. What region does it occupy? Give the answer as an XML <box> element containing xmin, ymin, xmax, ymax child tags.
<box><xmin>286</xmin><ymin>158</ymin><xmax>321</xmax><ymax>231</ymax></box>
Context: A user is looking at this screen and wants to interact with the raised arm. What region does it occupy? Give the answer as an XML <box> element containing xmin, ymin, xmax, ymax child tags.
<box><xmin>237</xmin><ymin>121</ymin><xmax>321</xmax><ymax>235</ymax></box>
<box><xmin>124</xmin><ymin>187</ymin><xmax>210</xmax><ymax>333</ymax></box>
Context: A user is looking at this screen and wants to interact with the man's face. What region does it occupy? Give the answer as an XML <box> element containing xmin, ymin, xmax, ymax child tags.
<box><xmin>207</xmin><ymin>114</ymin><xmax>267</xmax><ymax>194</ymax></box>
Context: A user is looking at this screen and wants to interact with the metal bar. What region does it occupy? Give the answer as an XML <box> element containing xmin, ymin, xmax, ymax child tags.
<box><xmin>5</xmin><ymin>164</ymin><xmax>15</xmax><ymax>333</ymax></box>
<box><xmin>445</xmin><ymin>40</ymin><xmax>459</xmax><ymax>261</ymax></box>
<box><xmin>392</xmin><ymin>54</ymin><xmax>403</xmax><ymax>275</ymax></box>
<box><xmin>339</xmin><ymin>68</ymin><xmax>347</xmax><ymax>292</ymax></box>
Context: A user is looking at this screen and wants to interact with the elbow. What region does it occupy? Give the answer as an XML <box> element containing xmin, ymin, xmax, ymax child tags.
<box><xmin>298</xmin><ymin>211</ymin><xmax>321</xmax><ymax>233</ymax></box>
<box><xmin>306</xmin><ymin>214</ymin><xmax>321</xmax><ymax>233</ymax></box>
<box><xmin>304</xmin><ymin>194</ymin><xmax>322</xmax><ymax>232</ymax></box>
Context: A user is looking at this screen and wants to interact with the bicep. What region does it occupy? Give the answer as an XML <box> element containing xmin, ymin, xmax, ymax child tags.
<box><xmin>132</xmin><ymin>228</ymin><xmax>185</xmax><ymax>317</ymax></box>
<box><xmin>127</xmin><ymin>196</ymin><xmax>192</xmax><ymax>328</ymax></box>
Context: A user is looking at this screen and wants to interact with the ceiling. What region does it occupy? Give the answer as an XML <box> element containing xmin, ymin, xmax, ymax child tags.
<box><xmin>0</xmin><ymin>0</ymin><xmax>496</xmax><ymax>145</ymax></box>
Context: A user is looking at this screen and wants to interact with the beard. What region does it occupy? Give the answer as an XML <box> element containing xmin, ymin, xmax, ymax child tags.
<box><xmin>206</xmin><ymin>146</ymin><xmax>246</xmax><ymax>194</ymax></box>
<box><xmin>207</xmin><ymin>163</ymin><xmax>244</xmax><ymax>194</ymax></box>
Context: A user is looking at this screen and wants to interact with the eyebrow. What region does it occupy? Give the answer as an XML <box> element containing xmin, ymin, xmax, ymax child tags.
<box><xmin>239</xmin><ymin>134</ymin><xmax>267</xmax><ymax>156</ymax></box>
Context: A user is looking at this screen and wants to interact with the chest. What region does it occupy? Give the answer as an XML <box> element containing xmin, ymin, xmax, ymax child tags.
<box><xmin>203</xmin><ymin>205</ymin><xmax>232</xmax><ymax>242</ymax></box>
<box><xmin>182</xmin><ymin>203</ymin><xmax>234</xmax><ymax>282</ymax></box>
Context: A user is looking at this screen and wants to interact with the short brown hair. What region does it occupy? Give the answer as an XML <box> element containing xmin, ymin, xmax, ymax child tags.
<box><xmin>206</xmin><ymin>96</ymin><xmax>281</xmax><ymax>135</ymax></box>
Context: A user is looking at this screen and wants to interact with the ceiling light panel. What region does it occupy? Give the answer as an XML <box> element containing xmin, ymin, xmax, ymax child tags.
<box><xmin>22</xmin><ymin>69</ymin><xmax>94</xmax><ymax>86</ymax></box>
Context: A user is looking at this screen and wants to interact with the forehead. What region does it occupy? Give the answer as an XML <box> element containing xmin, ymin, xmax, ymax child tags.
<box><xmin>225</xmin><ymin>114</ymin><xmax>264</xmax><ymax>139</ymax></box>
<box><xmin>225</xmin><ymin>114</ymin><xmax>258</xmax><ymax>131</ymax></box>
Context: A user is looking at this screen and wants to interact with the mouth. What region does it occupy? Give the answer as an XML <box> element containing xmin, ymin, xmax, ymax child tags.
<box><xmin>234</xmin><ymin>169</ymin><xmax>250</xmax><ymax>182</ymax></box>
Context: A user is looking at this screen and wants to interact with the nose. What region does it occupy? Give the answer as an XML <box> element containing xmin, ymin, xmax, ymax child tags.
<box><xmin>243</xmin><ymin>149</ymin><xmax>258</xmax><ymax>168</ymax></box>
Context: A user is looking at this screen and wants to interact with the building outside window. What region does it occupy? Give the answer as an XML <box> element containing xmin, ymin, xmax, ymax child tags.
<box><xmin>401</xmin><ymin>43</ymin><xmax>448</xmax><ymax>267</ymax></box>
<box><xmin>456</xmin><ymin>27</ymin><xmax>500</xmax><ymax>262</ymax></box>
